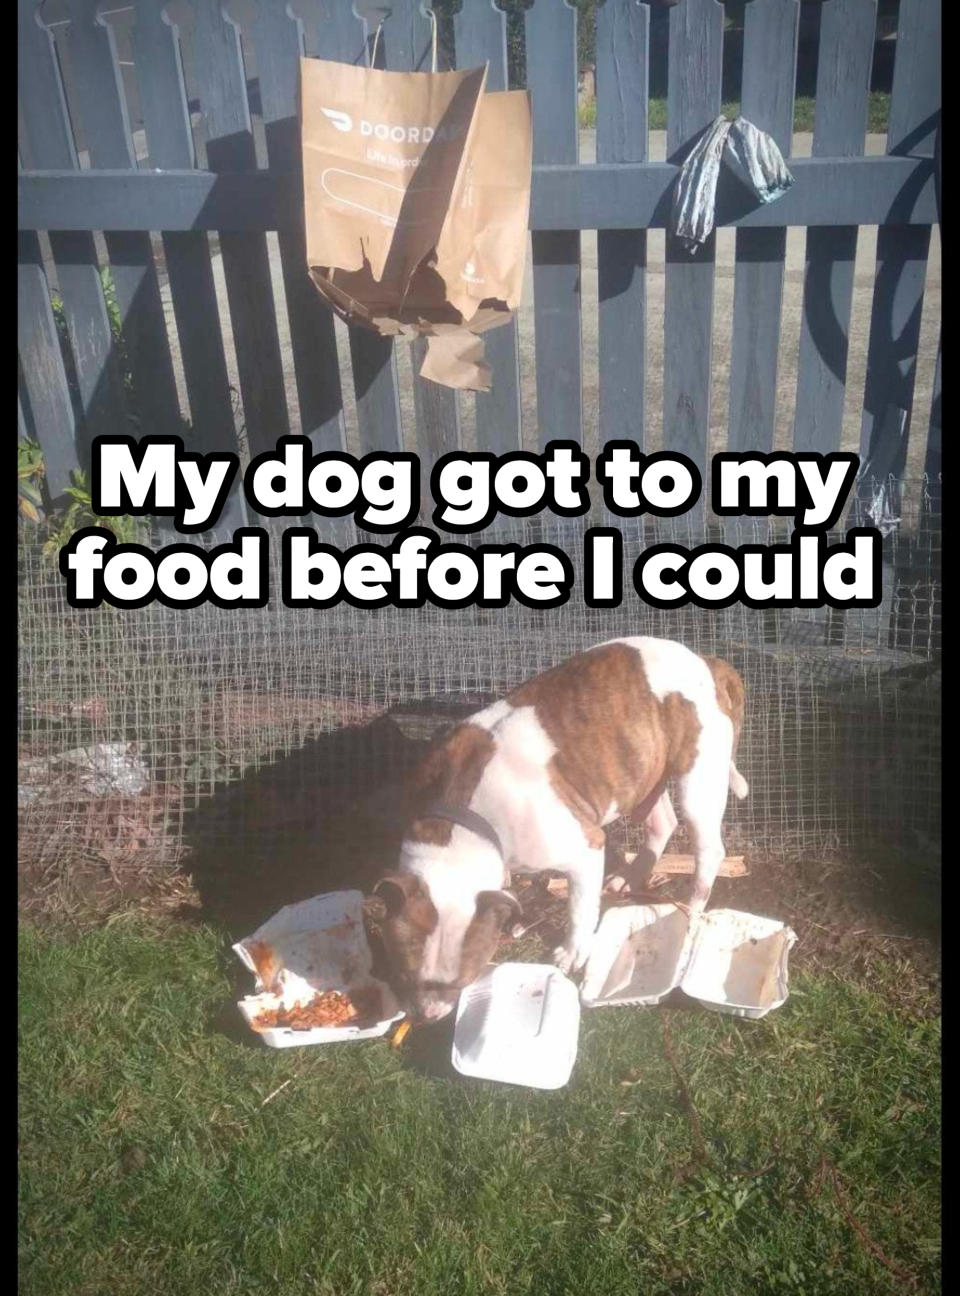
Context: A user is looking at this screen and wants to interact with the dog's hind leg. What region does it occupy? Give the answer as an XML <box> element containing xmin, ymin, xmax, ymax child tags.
<box><xmin>677</xmin><ymin>732</ymin><xmax>731</xmax><ymax>914</ymax></box>
<box><xmin>639</xmin><ymin>789</ymin><xmax>678</xmax><ymax>875</ymax></box>
<box><xmin>606</xmin><ymin>787</ymin><xmax>677</xmax><ymax>896</ymax></box>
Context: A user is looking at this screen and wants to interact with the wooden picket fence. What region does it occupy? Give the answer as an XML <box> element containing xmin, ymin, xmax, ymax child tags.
<box><xmin>18</xmin><ymin>0</ymin><xmax>940</xmax><ymax>530</ymax></box>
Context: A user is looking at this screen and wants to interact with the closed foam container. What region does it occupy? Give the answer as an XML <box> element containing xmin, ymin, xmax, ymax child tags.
<box><xmin>233</xmin><ymin>890</ymin><xmax>404</xmax><ymax>1048</ymax></box>
<box><xmin>581</xmin><ymin>904</ymin><xmax>796</xmax><ymax>1019</ymax></box>
<box><xmin>452</xmin><ymin>962</ymin><xmax>581</xmax><ymax>1090</ymax></box>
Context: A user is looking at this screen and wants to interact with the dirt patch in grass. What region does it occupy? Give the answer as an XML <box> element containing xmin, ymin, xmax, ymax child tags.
<box><xmin>18</xmin><ymin>848</ymin><xmax>202</xmax><ymax>927</ymax></box>
<box><xmin>709</xmin><ymin>847</ymin><xmax>940</xmax><ymax>1015</ymax></box>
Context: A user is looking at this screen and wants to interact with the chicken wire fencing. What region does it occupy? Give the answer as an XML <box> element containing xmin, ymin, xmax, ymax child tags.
<box><xmin>18</xmin><ymin>479</ymin><xmax>941</xmax><ymax>887</ymax></box>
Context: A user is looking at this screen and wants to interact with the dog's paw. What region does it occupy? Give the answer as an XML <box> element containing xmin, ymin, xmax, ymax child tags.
<box><xmin>552</xmin><ymin>944</ymin><xmax>575</xmax><ymax>975</ymax></box>
<box><xmin>552</xmin><ymin>940</ymin><xmax>592</xmax><ymax>977</ymax></box>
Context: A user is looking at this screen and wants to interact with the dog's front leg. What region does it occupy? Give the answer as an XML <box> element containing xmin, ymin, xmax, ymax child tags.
<box><xmin>553</xmin><ymin>845</ymin><xmax>604</xmax><ymax>975</ymax></box>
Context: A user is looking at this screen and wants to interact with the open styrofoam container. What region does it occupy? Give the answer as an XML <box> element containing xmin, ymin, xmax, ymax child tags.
<box><xmin>581</xmin><ymin>904</ymin><xmax>796</xmax><ymax>1019</ymax></box>
<box><xmin>682</xmin><ymin>908</ymin><xmax>797</xmax><ymax>1019</ymax></box>
<box><xmin>233</xmin><ymin>890</ymin><xmax>404</xmax><ymax>1048</ymax></box>
<box><xmin>581</xmin><ymin>904</ymin><xmax>695</xmax><ymax>1006</ymax></box>
<box><xmin>452</xmin><ymin>963</ymin><xmax>581</xmax><ymax>1090</ymax></box>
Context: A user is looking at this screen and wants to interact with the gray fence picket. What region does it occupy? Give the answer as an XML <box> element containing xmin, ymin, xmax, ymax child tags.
<box><xmin>857</xmin><ymin>0</ymin><xmax>939</xmax><ymax>485</ymax></box>
<box><xmin>310</xmin><ymin>4</ymin><xmax>403</xmax><ymax>457</ymax></box>
<box><xmin>526</xmin><ymin>0</ymin><xmax>582</xmax><ymax>450</ymax></box>
<box><xmin>793</xmin><ymin>0</ymin><xmax>876</xmax><ymax>455</ymax></box>
<box><xmin>453</xmin><ymin>0</ymin><xmax>506</xmax><ymax>93</ymax></box>
<box><xmin>248</xmin><ymin>0</ymin><xmax>345</xmax><ymax>462</ymax></box>
<box><xmin>596</xmin><ymin>0</ymin><xmax>649</xmax><ymax>451</ymax></box>
<box><xmin>453</xmin><ymin>0</ymin><xmax>522</xmax><ymax>455</ymax></box>
<box><xmin>18</xmin><ymin>0</ymin><xmax>128</xmax><ymax>466</ymax></box>
<box><xmin>924</xmin><ymin>334</ymin><xmax>941</xmax><ymax>484</ymax></box>
<box><xmin>246</xmin><ymin>0</ymin><xmax>351</xmax><ymax>545</ymax></box>
<box><xmin>18</xmin><ymin>229</ymin><xmax>78</xmax><ymax>495</ymax></box>
<box><xmin>187</xmin><ymin>0</ymin><xmax>290</xmax><ymax>461</ymax></box>
<box><xmin>921</xmin><ymin>332</ymin><xmax>941</xmax><ymax>531</ymax></box>
<box><xmin>393</xmin><ymin>0</ymin><xmax>460</xmax><ymax>470</ymax></box>
<box><xmin>18</xmin><ymin>391</ymin><xmax>31</xmax><ymax>443</ymax></box>
<box><xmin>663</xmin><ymin>0</ymin><xmax>723</xmax><ymax>502</ymax></box>
<box><xmin>726</xmin><ymin>0</ymin><xmax>799</xmax><ymax>457</ymax></box>
<box><xmin>60</xmin><ymin>0</ymin><xmax>182</xmax><ymax>446</ymax></box>
<box><xmin>377</xmin><ymin>0</ymin><xmax>434</xmax><ymax>72</ymax></box>
<box><xmin>130</xmin><ymin>0</ymin><xmax>246</xmax><ymax>537</ymax></box>
<box><xmin>390</xmin><ymin>0</ymin><xmax>460</xmax><ymax>479</ymax></box>
<box><xmin>410</xmin><ymin>335</ymin><xmax>456</xmax><ymax>508</ymax></box>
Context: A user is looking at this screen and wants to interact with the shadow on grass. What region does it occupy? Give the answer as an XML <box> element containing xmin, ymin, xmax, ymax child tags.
<box><xmin>179</xmin><ymin>713</ymin><xmax>426</xmax><ymax>941</ymax></box>
<box><xmin>205</xmin><ymin>998</ymin><xmax>265</xmax><ymax>1050</ymax></box>
<box><xmin>400</xmin><ymin>1016</ymin><xmax>461</xmax><ymax>1081</ymax></box>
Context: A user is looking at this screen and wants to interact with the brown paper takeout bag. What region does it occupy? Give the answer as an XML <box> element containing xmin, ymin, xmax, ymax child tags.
<box><xmin>300</xmin><ymin>57</ymin><xmax>532</xmax><ymax>392</ymax></box>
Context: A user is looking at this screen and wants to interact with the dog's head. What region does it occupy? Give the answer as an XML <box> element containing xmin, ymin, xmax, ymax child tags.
<box><xmin>363</xmin><ymin>871</ymin><xmax>521</xmax><ymax>1022</ymax></box>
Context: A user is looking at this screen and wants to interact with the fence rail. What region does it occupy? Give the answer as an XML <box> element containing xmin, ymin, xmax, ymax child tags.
<box><xmin>18</xmin><ymin>154</ymin><xmax>938</xmax><ymax>233</ymax></box>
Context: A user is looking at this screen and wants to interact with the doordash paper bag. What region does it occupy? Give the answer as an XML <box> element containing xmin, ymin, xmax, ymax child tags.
<box><xmin>300</xmin><ymin>57</ymin><xmax>532</xmax><ymax>391</ymax></box>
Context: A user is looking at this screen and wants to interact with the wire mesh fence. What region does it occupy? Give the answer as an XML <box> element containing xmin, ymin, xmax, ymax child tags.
<box><xmin>18</xmin><ymin>480</ymin><xmax>940</xmax><ymax>888</ymax></box>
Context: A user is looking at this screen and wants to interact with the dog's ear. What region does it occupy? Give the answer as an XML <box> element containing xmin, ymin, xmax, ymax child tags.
<box><xmin>368</xmin><ymin>871</ymin><xmax>425</xmax><ymax>918</ymax></box>
<box><xmin>475</xmin><ymin>889</ymin><xmax>523</xmax><ymax>930</ymax></box>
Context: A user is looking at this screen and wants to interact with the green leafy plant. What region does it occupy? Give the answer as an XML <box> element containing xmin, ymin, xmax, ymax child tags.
<box><xmin>40</xmin><ymin>467</ymin><xmax>149</xmax><ymax>559</ymax></box>
<box><xmin>18</xmin><ymin>437</ymin><xmax>46</xmax><ymax>525</ymax></box>
<box><xmin>99</xmin><ymin>265</ymin><xmax>123</xmax><ymax>341</ymax></box>
<box><xmin>18</xmin><ymin>440</ymin><xmax>148</xmax><ymax>557</ymax></box>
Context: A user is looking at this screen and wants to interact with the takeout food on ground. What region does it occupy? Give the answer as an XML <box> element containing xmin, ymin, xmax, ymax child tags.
<box><xmin>232</xmin><ymin>890</ymin><xmax>795</xmax><ymax>1073</ymax></box>
<box><xmin>233</xmin><ymin>892</ymin><xmax>403</xmax><ymax>1048</ymax></box>
<box><xmin>253</xmin><ymin>986</ymin><xmax>383</xmax><ymax>1032</ymax></box>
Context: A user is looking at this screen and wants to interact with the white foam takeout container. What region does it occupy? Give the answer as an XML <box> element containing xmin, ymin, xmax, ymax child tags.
<box><xmin>233</xmin><ymin>890</ymin><xmax>404</xmax><ymax>1048</ymax></box>
<box><xmin>452</xmin><ymin>963</ymin><xmax>581</xmax><ymax>1090</ymax></box>
<box><xmin>581</xmin><ymin>904</ymin><xmax>796</xmax><ymax>1019</ymax></box>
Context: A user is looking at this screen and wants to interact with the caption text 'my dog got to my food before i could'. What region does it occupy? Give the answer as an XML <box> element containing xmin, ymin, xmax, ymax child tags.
<box><xmin>58</xmin><ymin>437</ymin><xmax>881</xmax><ymax>612</ymax></box>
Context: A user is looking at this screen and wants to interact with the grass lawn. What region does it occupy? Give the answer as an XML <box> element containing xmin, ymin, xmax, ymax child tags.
<box><xmin>19</xmin><ymin>914</ymin><xmax>939</xmax><ymax>1295</ymax></box>
<box><xmin>578</xmin><ymin>93</ymin><xmax>891</xmax><ymax>134</ymax></box>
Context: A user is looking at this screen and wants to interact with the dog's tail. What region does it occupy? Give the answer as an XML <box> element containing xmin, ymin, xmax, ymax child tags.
<box><xmin>729</xmin><ymin>762</ymin><xmax>749</xmax><ymax>799</ymax></box>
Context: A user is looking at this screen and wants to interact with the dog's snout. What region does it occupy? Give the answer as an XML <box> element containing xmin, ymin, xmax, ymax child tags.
<box><xmin>420</xmin><ymin>999</ymin><xmax>455</xmax><ymax>1022</ymax></box>
<box><xmin>410</xmin><ymin>987</ymin><xmax>458</xmax><ymax>1023</ymax></box>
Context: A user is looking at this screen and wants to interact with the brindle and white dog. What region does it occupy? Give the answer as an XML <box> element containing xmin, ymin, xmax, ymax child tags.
<box><xmin>365</xmin><ymin>637</ymin><xmax>748</xmax><ymax>1021</ymax></box>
